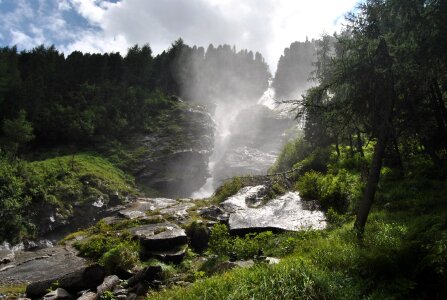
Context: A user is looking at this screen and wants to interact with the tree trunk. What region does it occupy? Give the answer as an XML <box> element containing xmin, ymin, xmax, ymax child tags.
<box><xmin>354</xmin><ymin>129</ymin><xmax>388</xmax><ymax>238</ymax></box>
<box><xmin>335</xmin><ymin>137</ymin><xmax>340</xmax><ymax>158</ymax></box>
<box><xmin>393</xmin><ymin>138</ymin><xmax>404</xmax><ymax>177</ymax></box>
<box><xmin>356</xmin><ymin>129</ymin><xmax>364</xmax><ymax>157</ymax></box>
<box><xmin>349</xmin><ymin>134</ymin><xmax>354</xmax><ymax>157</ymax></box>
<box><xmin>354</xmin><ymin>38</ymin><xmax>394</xmax><ymax>238</ymax></box>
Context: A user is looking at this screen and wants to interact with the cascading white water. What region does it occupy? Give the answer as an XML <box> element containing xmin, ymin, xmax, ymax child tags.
<box><xmin>191</xmin><ymin>82</ymin><xmax>297</xmax><ymax>198</ymax></box>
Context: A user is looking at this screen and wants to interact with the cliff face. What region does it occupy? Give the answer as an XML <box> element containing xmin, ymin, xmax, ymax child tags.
<box><xmin>135</xmin><ymin>100</ymin><xmax>215</xmax><ymax>198</ymax></box>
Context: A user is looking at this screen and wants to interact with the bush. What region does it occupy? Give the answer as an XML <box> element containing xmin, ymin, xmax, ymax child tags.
<box><xmin>99</xmin><ymin>241</ymin><xmax>140</xmax><ymax>273</ymax></box>
<box><xmin>213</xmin><ymin>177</ymin><xmax>243</xmax><ymax>203</ymax></box>
<box><xmin>296</xmin><ymin>169</ymin><xmax>362</xmax><ymax>213</ymax></box>
<box><xmin>208</xmin><ymin>224</ymin><xmax>232</xmax><ymax>256</ymax></box>
<box><xmin>295</xmin><ymin>171</ymin><xmax>322</xmax><ymax>200</ymax></box>
<box><xmin>270</xmin><ymin>137</ymin><xmax>310</xmax><ymax>173</ymax></box>
<box><xmin>208</xmin><ymin>224</ymin><xmax>276</xmax><ymax>259</ymax></box>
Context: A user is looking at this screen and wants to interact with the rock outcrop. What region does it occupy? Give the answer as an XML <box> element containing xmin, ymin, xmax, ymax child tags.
<box><xmin>135</xmin><ymin>103</ymin><xmax>214</xmax><ymax>198</ymax></box>
<box><xmin>130</xmin><ymin>222</ymin><xmax>188</xmax><ymax>262</ymax></box>
<box><xmin>26</xmin><ymin>264</ymin><xmax>105</xmax><ymax>298</ymax></box>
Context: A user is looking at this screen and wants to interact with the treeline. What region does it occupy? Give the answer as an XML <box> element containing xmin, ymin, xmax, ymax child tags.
<box><xmin>0</xmin><ymin>40</ymin><xmax>269</xmax><ymax>155</ymax></box>
<box><xmin>298</xmin><ymin>0</ymin><xmax>447</xmax><ymax>234</ymax></box>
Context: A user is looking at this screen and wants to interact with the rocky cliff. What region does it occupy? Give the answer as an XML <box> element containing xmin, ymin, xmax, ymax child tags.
<box><xmin>134</xmin><ymin>99</ymin><xmax>214</xmax><ymax>198</ymax></box>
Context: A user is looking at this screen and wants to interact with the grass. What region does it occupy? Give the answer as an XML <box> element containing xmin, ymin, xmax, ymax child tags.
<box><xmin>147</xmin><ymin>206</ymin><xmax>446</xmax><ymax>299</ymax></box>
<box><xmin>0</xmin><ymin>283</ymin><xmax>27</xmax><ymax>298</ymax></box>
<box><xmin>146</xmin><ymin>151</ymin><xmax>447</xmax><ymax>299</ymax></box>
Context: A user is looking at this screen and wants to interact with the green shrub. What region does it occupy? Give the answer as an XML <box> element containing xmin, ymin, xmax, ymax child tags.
<box><xmin>270</xmin><ymin>137</ymin><xmax>310</xmax><ymax>173</ymax></box>
<box><xmin>208</xmin><ymin>224</ymin><xmax>232</xmax><ymax>256</ymax></box>
<box><xmin>296</xmin><ymin>169</ymin><xmax>362</xmax><ymax>213</ymax></box>
<box><xmin>208</xmin><ymin>224</ymin><xmax>277</xmax><ymax>259</ymax></box>
<box><xmin>99</xmin><ymin>241</ymin><xmax>140</xmax><ymax>273</ymax></box>
<box><xmin>213</xmin><ymin>177</ymin><xmax>243</xmax><ymax>203</ymax></box>
<box><xmin>295</xmin><ymin>171</ymin><xmax>322</xmax><ymax>200</ymax></box>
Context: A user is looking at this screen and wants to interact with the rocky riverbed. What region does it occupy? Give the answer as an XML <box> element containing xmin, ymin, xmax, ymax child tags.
<box><xmin>0</xmin><ymin>184</ymin><xmax>326</xmax><ymax>299</ymax></box>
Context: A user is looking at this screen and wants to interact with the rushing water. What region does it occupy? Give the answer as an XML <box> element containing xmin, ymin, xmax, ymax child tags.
<box><xmin>192</xmin><ymin>84</ymin><xmax>298</xmax><ymax>198</ymax></box>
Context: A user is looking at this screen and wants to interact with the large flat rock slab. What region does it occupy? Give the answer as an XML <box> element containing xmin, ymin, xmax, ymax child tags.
<box><xmin>0</xmin><ymin>246</ymin><xmax>87</xmax><ymax>285</ymax></box>
<box><xmin>222</xmin><ymin>187</ymin><xmax>327</xmax><ymax>234</ymax></box>
<box><xmin>130</xmin><ymin>222</ymin><xmax>187</xmax><ymax>251</ymax></box>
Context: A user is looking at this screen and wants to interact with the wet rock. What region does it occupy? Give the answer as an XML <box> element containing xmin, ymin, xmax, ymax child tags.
<box><xmin>148</xmin><ymin>246</ymin><xmax>187</xmax><ymax>263</ymax></box>
<box><xmin>221</xmin><ymin>185</ymin><xmax>266</xmax><ymax>213</ymax></box>
<box><xmin>96</xmin><ymin>275</ymin><xmax>120</xmax><ymax>296</ymax></box>
<box><xmin>42</xmin><ymin>288</ymin><xmax>73</xmax><ymax>300</ymax></box>
<box><xmin>26</xmin><ymin>264</ymin><xmax>105</xmax><ymax>298</ymax></box>
<box><xmin>118</xmin><ymin>210</ymin><xmax>146</xmax><ymax>220</ymax></box>
<box><xmin>223</xmin><ymin>189</ymin><xmax>326</xmax><ymax>234</ymax></box>
<box><xmin>159</xmin><ymin>202</ymin><xmax>194</xmax><ymax>222</ymax></box>
<box><xmin>130</xmin><ymin>222</ymin><xmax>187</xmax><ymax>252</ymax></box>
<box><xmin>0</xmin><ymin>249</ymin><xmax>14</xmax><ymax>264</ymax></box>
<box><xmin>76</xmin><ymin>291</ymin><xmax>96</xmax><ymax>300</ymax></box>
<box><xmin>185</xmin><ymin>221</ymin><xmax>210</xmax><ymax>253</ymax></box>
<box><xmin>125</xmin><ymin>293</ymin><xmax>137</xmax><ymax>300</ymax></box>
<box><xmin>135</xmin><ymin>104</ymin><xmax>214</xmax><ymax>198</ymax></box>
<box><xmin>198</xmin><ymin>205</ymin><xmax>226</xmax><ymax>221</ymax></box>
<box><xmin>127</xmin><ymin>265</ymin><xmax>162</xmax><ymax>287</ymax></box>
<box><xmin>0</xmin><ymin>247</ymin><xmax>87</xmax><ymax>286</ymax></box>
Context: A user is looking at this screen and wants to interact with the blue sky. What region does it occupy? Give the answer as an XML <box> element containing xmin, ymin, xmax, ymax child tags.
<box><xmin>0</xmin><ymin>0</ymin><xmax>361</xmax><ymax>70</ymax></box>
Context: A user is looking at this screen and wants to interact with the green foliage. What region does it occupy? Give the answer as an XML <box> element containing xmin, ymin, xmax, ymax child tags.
<box><xmin>270</xmin><ymin>137</ymin><xmax>310</xmax><ymax>173</ymax></box>
<box><xmin>208</xmin><ymin>224</ymin><xmax>232</xmax><ymax>256</ymax></box>
<box><xmin>0</xmin><ymin>157</ymin><xmax>32</xmax><ymax>243</ymax></box>
<box><xmin>73</xmin><ymin>220</ymin><xmax>140</xmax><ymax>273</ymax></box>
<box><xmin>296</xmin><ymin>169</ymin><xmax>362</xmax><ymax>213</ymax></box>
<box><xmin>100</xmin><ymin>290</ymin><xmax>115</xmax><ymax>300</ymax></box>
<box><xmin>99</xmin><ymin>241</ymin><xmax>140</xmax><ymax>274</ymax></box>
<box><xmin>295</xmin><ymin>170</ymin><xmax>322</xmax><ymax>200</ymax></box>
<box><xmin>1</xmin><ymin>110</ymin><xmax>34</xmax><ymax>154</ymax></box>
<box><xmin>149</xmin><ymin>207</ymin><xmax>447</xmax><ymax>300</ymax></box>
<box><xmin>209</xmin><ymin>224</ymin><xmax>286</xmax><ymax>260</ymax></box>
<box><xmin>0</xmin><ymin>154</ymin><xmax>135</xmax><ymax>243</ymax></box>
<box><xmin>212</xmin><ymin>177</ymin><xmax>243</xmax><ymax>203</ymax></box>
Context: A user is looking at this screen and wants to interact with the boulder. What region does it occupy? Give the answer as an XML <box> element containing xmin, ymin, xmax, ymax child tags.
<box><xmin>96</xmin><ymin>275</ymin><xmax>120</xmax><ymax>296</ymax></box>
<box><xmin>120</xmin><ymin>198</ymin><xmax>177</xmax><ymax>217</ymax></box>
<box><xmin>147</xmin><ymin>246</ymin><xmax>187</xmax><ymax>264</ymax></box>
<box><xmin>0</xmin><ymin>249</ymin><xmax>14</xmax><ymax>264</ymax></box>
<box><xmin>185</xmin><ymin>221</ymin><xmax>210</xmax><ymax>253</ymax></box>
<box><xmin>198</xmin><ymin>205</ymin><xmax>226</xmax><ymax>221</ymax></box>
<box><xmin>127</xmin><ymin>265</ymin><xmax>162</xmax><ymax>287</ymax></box>
<box><xmin>130</xmin><ymin>223</ymin><xmax>187</xmax><ymax>251</ymax></box>
<box><xmin>26</xmin><ymin>264</ymin><xmax>105</xmax><ymax>299</ymax></box>
<box><xmin>42</xmin><ymin>288</ymin><xmax>73</xmax><ymax>300</ymax></box>
<box><xmin>76</xmin><ymin>292</ymin><xmax>96</xmax><ymax>300</ymax></box>
<box><xmin>0</xmin><ymin>246</ymin><xmax>87</xmax><ymax>287</ymax></box>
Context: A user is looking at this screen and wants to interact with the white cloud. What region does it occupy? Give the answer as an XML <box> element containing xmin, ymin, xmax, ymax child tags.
<box><xmin>64</xmin><ymin>0</ymin><xmax>359</xmax><ymax>71</ymax></box>
<box><xmin>2</xmin><ymin>0</ymin><xmax>360</xmax><ymax>70</ymax></box>
<box><xmin>58</xmin><ymin>0</ymin><xmax>72</xmax><ymax>11</ymax></box>
<box><xmin>70</xmin><ymin>0</ymin><xmax>106</xmax><ymax>24</ymax></box>
<box><xmin>10</xmin><ymin>29</ymin><xmax>35</xmax><ymax>48</ymax></box>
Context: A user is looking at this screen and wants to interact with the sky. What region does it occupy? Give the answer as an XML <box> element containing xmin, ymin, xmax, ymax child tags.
<box><xmin>0</xmin><ymin>0</ymin><xmax>361</xmax><ymax>71</ymax></box>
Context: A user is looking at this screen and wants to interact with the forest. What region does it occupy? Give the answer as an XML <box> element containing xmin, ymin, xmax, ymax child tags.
<box><xmin>0</xmin><ymin>0</ymin><xmax>446</xmax><ymax>299</ymax></box>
